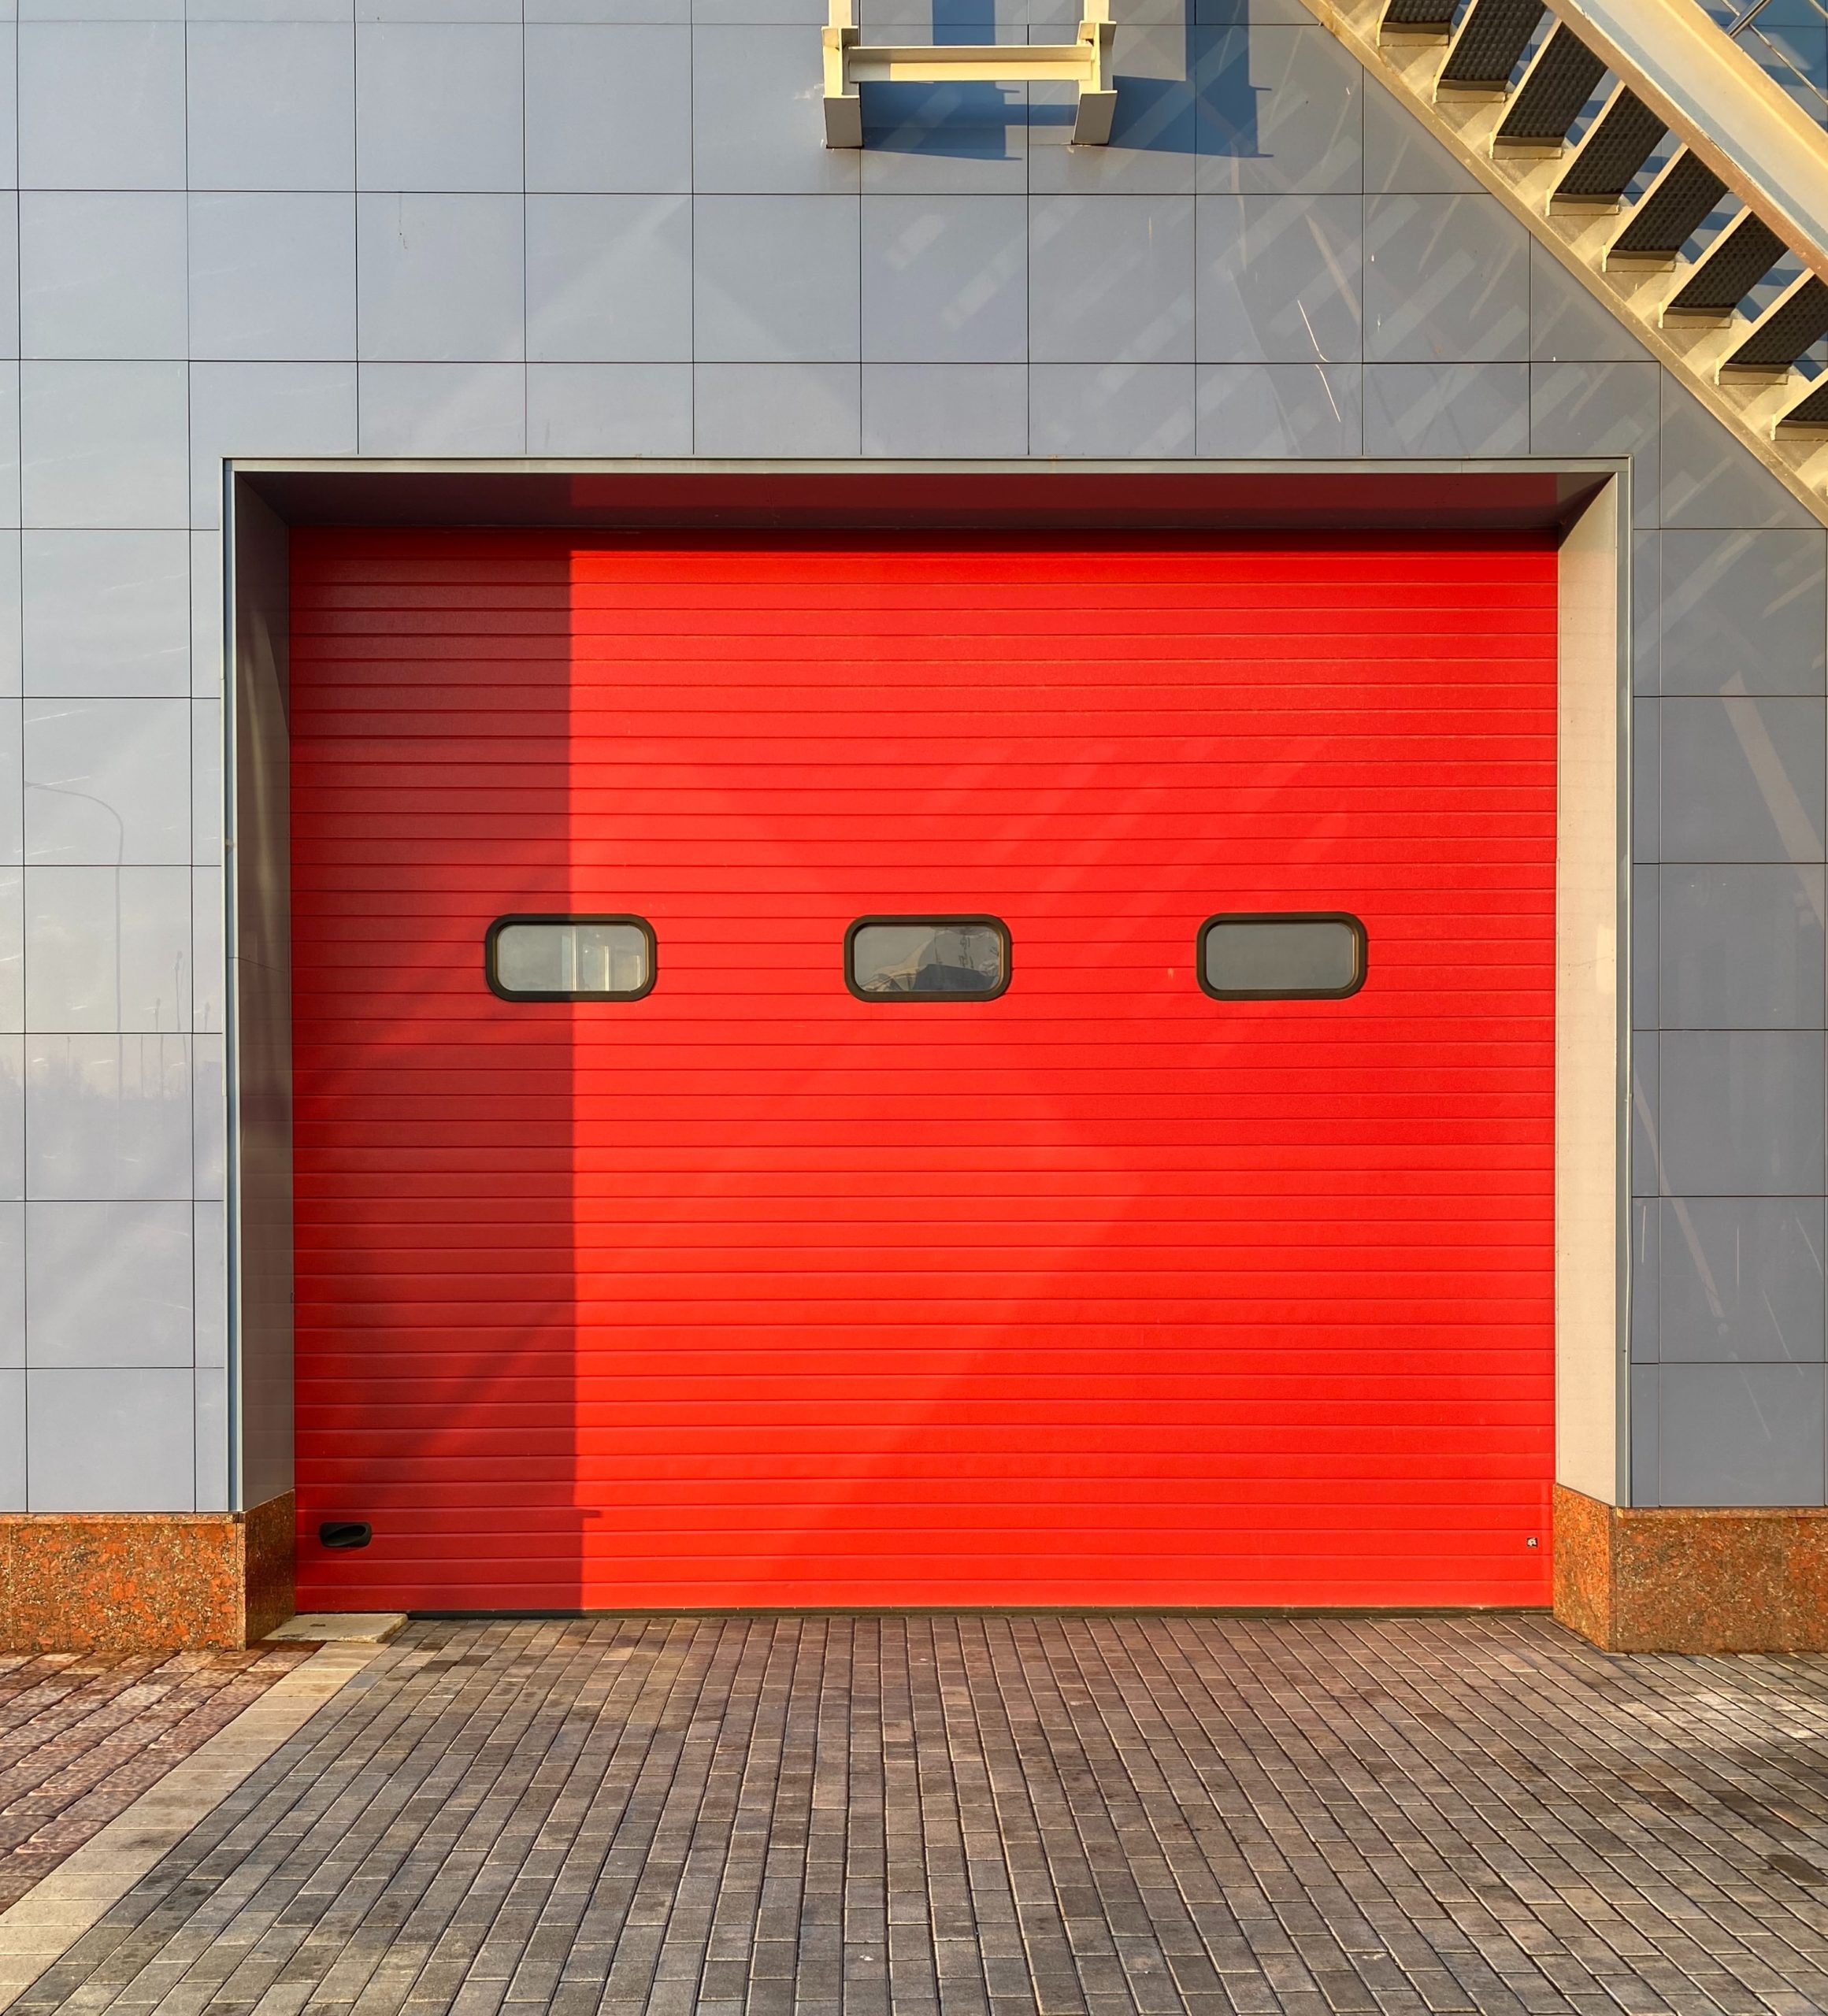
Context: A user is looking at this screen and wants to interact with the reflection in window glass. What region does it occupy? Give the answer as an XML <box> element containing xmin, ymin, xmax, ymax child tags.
<box><xmin>1200</xmin><ymin>914</ymin><xmax>1365</xmax><ymax>999</ymax></box>
<box><xmin>489</xmin><ymin>917</ymin><xmax>654</xmax><ymax>999</ymax></box>
<box><xmin>848</xmin><ymin>919</ymin><xmax>1009</xmax><ymax>999</ymax></box>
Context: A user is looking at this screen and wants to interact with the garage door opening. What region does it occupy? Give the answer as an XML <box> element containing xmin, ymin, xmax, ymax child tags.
<box><xmin>289</xmin><ymin>528</ymin><xmax>1559</xmax><ymax>1613</ymax></box>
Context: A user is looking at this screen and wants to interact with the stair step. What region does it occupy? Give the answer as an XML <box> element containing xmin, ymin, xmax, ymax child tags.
<box><xmin>1381</xmin><ymin>0</ymin><xmax>1455</xmax><ymax>35</ymax></box>
<box><xmin>1666</xmin><ymin>212</ymin><xmax>1786</xmax><ymax>316</ymax></box>
<box><xmin>1552</xmin><ymin>87</ymin><xmax>1667</xmax><ymax>203</ymax></box>
<box><xmin>1498</xmin><ymin>24</ymin><xmax>1606</xmax><ymax>143</ymax></box>
<box><xmin>1439</xmin><ymin>0</ymin><xmax>1544</xmax><ymax>90</ymax></box>
<box><xmin>1722</xmin><ymin>272</ymin><xmax>1828</xmax><ymax>370</ymax></box>
<box><xmin>1611</xmin><ymin>150</ymin><xmax>1728</xmax><ymax>261</ymax></box>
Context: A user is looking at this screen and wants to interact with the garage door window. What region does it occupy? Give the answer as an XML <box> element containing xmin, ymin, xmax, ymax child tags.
<box><xmin>1199</xmin><ymin>914</ymin><xmax>1366</xmax><ymax>1000</ymax></box>
<box><xmin>847</xmin><ymin>918</ymin><xmax>1010</xmax><ymax>999</ymax></box>
<box><xmin>487</xmin><ymin>916</ymin><xmax>656</xmax><ymax>1000</ymax></box>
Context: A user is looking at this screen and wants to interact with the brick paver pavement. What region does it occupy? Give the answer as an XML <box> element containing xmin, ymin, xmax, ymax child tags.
<box><xmin>0</xmin><ymin>1644</ymin><xmax>315</xmax><ymax>1912</ymax></box>
<box><xmin>11</xmin><ymin>1614</ymin><xmax>1828</xmax><ymax>2016</ymax></box>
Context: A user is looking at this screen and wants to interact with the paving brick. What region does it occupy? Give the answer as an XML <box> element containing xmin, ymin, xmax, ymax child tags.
<box><xmin>5</xmin><ymin>1619</ymin><xmax>1828</xmax><ymax>2013</ymax></box>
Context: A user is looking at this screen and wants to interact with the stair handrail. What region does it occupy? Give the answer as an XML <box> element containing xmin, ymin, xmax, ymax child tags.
<box><xmin>1541</xmin><ymin>0</ymin><xmax>1828</xmax><ymax>282</ymax></box>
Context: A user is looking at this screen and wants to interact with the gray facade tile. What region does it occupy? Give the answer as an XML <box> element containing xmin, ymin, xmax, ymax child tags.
<box><xmin>1662</xmin><ymin>369</ymin><xmax>1819</xmax><ymax>530</ymax></box>
<box><xmin>1656</xmin><ymin>1195</ymin><xmax>1826</xmax><ymax>1362</ymax></box>
<box><xmin>1200</xmin><ymin>25</ymin><xmax>1362</xmax><ymax>196</ymax></box>
<box><xmin>188</xmin><ymin>363</ymin><xmax>358</xmax><ymax>526</ymax></box>
<box><xmin>861</xmin><ymin>364</ymin><xmax>1029</xmax><ymax>456</ymax></box>
<box><xmin>862</xmin><ymin>195</ymin><xmax>1026</xmax><ymax>365</ymax></box>
<box><xmin>0</xmin><ymin>543</ymin><xmax>15</xmax><ymax>702</ymax></box>
<box><xmin>21</xmin><ymin>362</ymin><xmax>188</xmax><ymax>531</ymax></box>
<box><xmin>1658</xmin><ymin>695</ymin><xmax>1826</xmax><ymax>864</ymax></box>
<box><xmin>0</xmin><ymin>1040</ymin><xmax>20</xmax><ymax>1203</ymax></box>
<box><xmin>0</xmin><ymin>367</ymin><xmax>20</xmax><ymax>532</ymax></box>
<box><xmin>25</xmin><ymin>1199</ymin><xmax>193</xmax><ymax>1366</ymax></box>
<box><xmin>1632</xmin><ymin>1028</ymin><xmax>1657</xmax><ymax>1199</ymax></box>
<box><xmin>1633</xmin><ymin>862</ymin><xmax>1657</xmax><ymax>1030</ymax></box>
<box><xmin>24</xmin><ymin>1032</ymin><xmax>191</xmax><ymax>1201</ymax></box>
<box><xmin>186</xmin><ymin>21</ymin><xmax>355</xmax><ymax>190</ymax></box>
<box><xmin>188</xmin><ymin>193</ymin><xmax>358</xmax><ymax>362</ymax></box>
<box><xmin>189</xmin><ymin>531</ymin><xmax>221</xmax><ymax>699</ymax></box>
<box><xmin>1030</xmin><ymin>362</ymin><xmax>1196</xmax><ymax>454</ymax></box>
<box><xmin>692</xmin><ymin>363</ymin><xmax>859</xmax><ymax>455</ymax></box>
<box><xmin>1363</xmin><ymin>71</ymin><xmax>1478</xmax><ymax>193</ymax></box>
<box><xmin>188</xmin><ymin>0</ymin><xmax>355</xmax><ymax>17</ymax></box>
<box><xmin>0</xmin><ymin>707</ymin><xmax>17</xmax><ymax>873</ymax></box>
<box><xmin>526</xmin><ymin>25</ymin><xmax>692</xmax><ymax>192</ymax></box>
<box><xmin>22</xmin><ymin>530</ymin><xmax>190</xmax><ymax>699</ymax></box>
<box><xmin>0</xmin><ymin>1205</ymin><xmax>17</xmax><ymax>1369</ymax></box>
<box><xmin>1030</xmin><ymin>195</ymin><xmax>1196</xmax><ymax>364</ymax></box>
<box><xmin>20</xmin><ymin>194</ymin><xmax>188</xmax><ymax>361</ymax></box>
<box><xmin>1658</xmin><ymin>528</ymin><xmax>1828</xmax><ymax>696</ymax></box>
<box><xmin>1656</xmin><ymin>1030</ymin><xmax>1826</xmax><ymax>1196</ymax></box>
<box><xmin>192</xmin><ymin>1031</ymin><xmax>223</xmax><ymax>1198</ymax></box>
<box><xmin>193</xmin><ymin>1199</ymin><xmax>224</xmax><ymax>1367</ymax></box>
<box><xmin>357</xmin><ymin>362</ymin><xmax>527</xmax><ymax>452</ymax></box>
<box><xmin>0</xmin><ymin>1371</ymin><xmax>20</xmax><ymax>1510</ymax></box>
<box><xmin>24</xmin><ymin>1365</ymin><xmax>195</xmax><ymax>1510</ymax></box>
<box><xmin>190</xmin><ymin>699</ymin><xmax>219</xmax><ymax>866</ymax></box>
<box><xmin>1530</xmin><ymin>240</ymin><xmax>1650</xmax><ymax>364</ymax></box>
<box><xmin>1194</xmin><ymin>193</ymin><xmax>1360</xmax><ymax>365</ymax></box>
<box><xmin>1364</xmin><ymin>194</ymin><xmax>1529</xmax><ymax>363</ymax></box>
<box><xmin>527</xmin><ymin>363</ymin><xmax>693</xmax><ymax>454</ymax></box>
<box><xmin>860</xmin><ymin>98</ymin><xmax>1028</xmax><ymax>197</ymax></box>
<box><xmin>1658</xmin><ymin>863</ymin><xmax>1826</xmax><ymax>1030</ymax></box>
<box><xmin>24</xmin><ymin>865</ymin><xmax>191</xmax><ymax>1034</ymax></box>
<box><xmin>19</xmin><ymin>22</ymin><xmax>186</xmax><ymax>190</ymax></box>
<box><xmin>1658</xmin><ymin>1361</ymin><xmax>1826</xmax><ymax>1504</ymax></box>
<box><xmin>1634</xmin><ymin>529</ymin><xmax>1659</xmax><ymax>694</ymax></box>
<box><xmin>1634</xmin><ymin>695</ymin><xmax>1659</xmax><ymax>861</ymax></box>
<box><xmin>1025</xmin><ymin>28</ymin><xmax>1203</xmax><ymax>198</ymax></box>
<box><xmin>692</xmin><ymin>25</ymin><xmax>860</xmax><ymax>195</ymax></box>
<box><xmin>1362</xmin><ymin>363</ymin><xmax>1528</xmax><ymax>454</ymax></box>
<box><xmin>527</xmin><ymin>195</ymin><xmax>691</xmax><ymax>363</ymax></box>
<box><xmin>1630</xmin><ymin>1360</ymin><xmax>1659</xmax><ymax>1502</ymax></box>
<box><xmin>1631</xmin><ymin>1196</ymin><xmax>1657</xmax><ymax>1361</ymax></box>
<box><xmin>1194</xmin><ymin>361</ymin><xmax>1360</xmax><ymax>454</ymax></box>
<box><xmin>354</xmin><ymin>23</ymin><xmax>523</xmax><ymax>192</ymax></box>
<box><xmin>23</xmin><ymin>698</ymin><xmax>190</xmax><ymax>867</ymax></box>
<box><xmin>1530</xmin><ymin>361</ymin><xmax>1659</xmax><ymax>529</ymax></box>
<box><xmin>195</xmin><ymin>1361</ymin><xmax>227</xmax><ymax>1508</ymax></box>
<box><xmin>191</xmin><ymin>864</ymin><xmax>221</xmax><ymax>1032</ymax></box>
<box><xmin>357</xmin><ymin>194</ymin><xmax>524</xmax><ymax>362</ymax></box>
<box><xmin>695</xmin><ymin>196</ymin><xmax>861</xmax><ymax>364</ymax></box>
<box><xmin>0</xmin><ymin>868</ymin><xmax>17</xmax><ymax>1033</ymax></box>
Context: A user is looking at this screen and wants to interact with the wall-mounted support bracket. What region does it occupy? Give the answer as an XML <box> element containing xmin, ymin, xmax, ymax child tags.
<box><xmin>823</xmin><ymin>0</ymin><xmax>1115</xmax><ymax>145</ymax></box>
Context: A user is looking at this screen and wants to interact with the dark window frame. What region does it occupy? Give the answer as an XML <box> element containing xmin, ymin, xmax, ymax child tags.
<box><xmin>485</xmin><ymin>913</ymin><xmax>658</xmax><ymax>1002</ymax></box>
<box><xmin>1197</xmin><ymin>911</ymin><xmax>1367</xmax><ymax>1002</ymax></box>
<box><xmin>844</xmin><ymin>914</ymin><xmax>1012</xmax><ymax>1002</ymax></box>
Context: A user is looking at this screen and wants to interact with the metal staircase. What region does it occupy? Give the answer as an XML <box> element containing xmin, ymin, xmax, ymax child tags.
<box><xmin>1298</xmin><ymin>0</ymin><xmax>1828</xmax><ymax>524</ymax></box>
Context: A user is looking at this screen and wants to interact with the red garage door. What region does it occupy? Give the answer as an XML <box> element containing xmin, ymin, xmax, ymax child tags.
<box><xmin>290</xmin><ymin>528</ymin><xmax>1557</xmax><ymax>1613</ymax></box>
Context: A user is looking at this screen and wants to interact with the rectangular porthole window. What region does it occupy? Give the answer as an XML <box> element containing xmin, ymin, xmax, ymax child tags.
<box><xmin>487</xmin><ymin>916</ymin><xmax>655</xmax><ymax>1001</ymax></box>
<box><xmin>1199</xmin><ymin>913</ymin><xmax>1366</xmax><ymax>1000</ymax></box>
<box><xmin>847</xmin><ymin>917</ymin><xmax>1010</xmax><ymax>1000</ymax></box>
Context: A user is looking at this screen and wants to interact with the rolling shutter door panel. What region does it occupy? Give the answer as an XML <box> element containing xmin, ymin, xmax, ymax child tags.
<box><xmin>291</xmin><ymin>529</ymin><xmax>1558</xmax><ymax>1612</ymax></box>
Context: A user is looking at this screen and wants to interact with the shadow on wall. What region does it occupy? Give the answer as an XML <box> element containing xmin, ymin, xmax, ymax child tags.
<box><xmin>859</xmin><ymin>0</ymin><xmax>1263</xmax><ymax>158</ymax></box>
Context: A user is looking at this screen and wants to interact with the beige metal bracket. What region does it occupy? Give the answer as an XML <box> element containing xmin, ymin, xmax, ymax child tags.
<box><xmin>823</xmin><ymin>0</ymin><xmax>1116</xmax><ymax>146</ymax></box>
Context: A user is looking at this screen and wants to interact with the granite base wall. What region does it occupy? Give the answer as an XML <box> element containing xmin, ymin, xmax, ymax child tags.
<box><xmin>1554</xmin><ymin>1483</ymin><xmax>1828</xmax><ymax>1651</ymax></box>
<box><xmin>0</xmin><ymin>1495</ymin><xmax>297</xmax><ymax>1652</ymax></box>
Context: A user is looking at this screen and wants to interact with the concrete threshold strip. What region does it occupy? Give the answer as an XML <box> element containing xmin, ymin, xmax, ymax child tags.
<box><xmin>0</xmin><ymin>1615</ymin><xmax>406</xmax><ymax>2013</ymax></box>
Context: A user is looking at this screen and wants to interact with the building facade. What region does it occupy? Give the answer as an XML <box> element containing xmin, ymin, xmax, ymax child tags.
<box><xmin>0</xmin><ymin>0</ymin><xmax>1823</xmax><ymax>1650</ymax></box>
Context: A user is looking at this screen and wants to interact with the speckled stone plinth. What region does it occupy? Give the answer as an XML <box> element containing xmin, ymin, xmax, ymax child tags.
<box><xmin>0</xmin><ymin>1494</ymin><xmax>297</xmax><ymax>1652</ymax></box>
<box><xmin>1554</xmin><ymin>1483</ymin><xmax>1828</xmax><ymax>1651</ymax></box>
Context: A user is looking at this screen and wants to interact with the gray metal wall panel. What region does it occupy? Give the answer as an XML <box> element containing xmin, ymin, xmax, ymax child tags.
<box><xmin>2</xmin><ymin>6</ymin><xmax>1819</xmax><ymax>1512</ymax></box>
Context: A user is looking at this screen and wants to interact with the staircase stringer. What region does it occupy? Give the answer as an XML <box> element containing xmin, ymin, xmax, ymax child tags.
<box><xmin>1300</xmin><ymin>0</ymin><xmax>1828</xmax><ymax>528</ymax></box>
